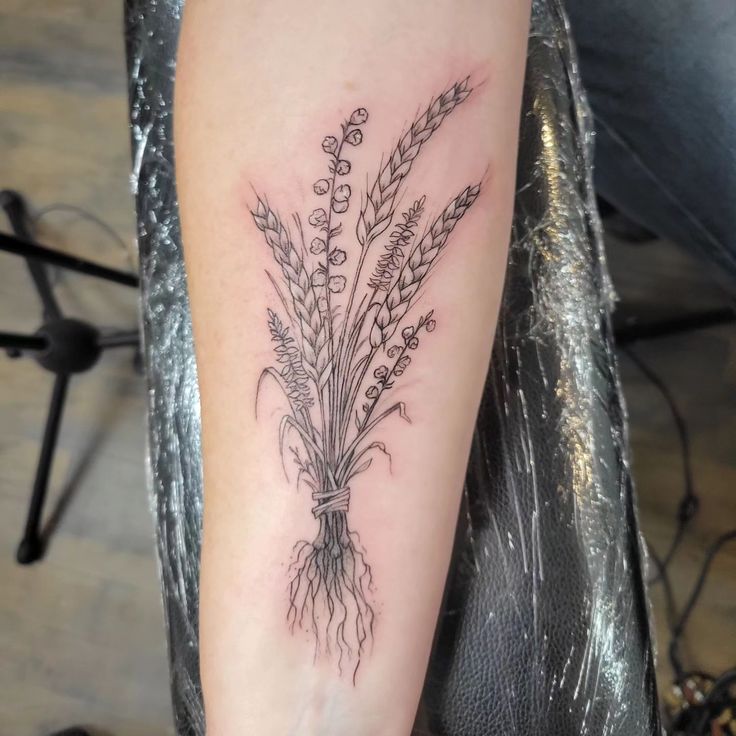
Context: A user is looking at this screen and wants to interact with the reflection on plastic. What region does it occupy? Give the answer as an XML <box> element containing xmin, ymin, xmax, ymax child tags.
<box><xmin>126</xmin><ymin>0</ymin><xmax>660</xmax><ymax>734</ymax></box>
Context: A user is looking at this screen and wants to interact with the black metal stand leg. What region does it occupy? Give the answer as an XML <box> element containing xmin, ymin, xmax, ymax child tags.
<box><xmin>0</xmin><ymin>190</ymin><xmax>139</xmax><ymax>289</ymax></box>
<box><xmin>98</xmin><ymin>329</ymin><xmax>140</xmax><ymax>349</ymax></box>
<box><xmin>1</xmin><ymin>189</ymin><xmax>62</xmax><ymax>320</ymax></box>
<box><xmin>16</xmin><ymin>373</ymin><xmax>70</xmax><ymax>565</ymax></box>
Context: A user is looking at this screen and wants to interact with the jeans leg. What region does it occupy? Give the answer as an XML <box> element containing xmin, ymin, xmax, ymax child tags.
<box><xmin>566</xmin><ymin>0</ymin><xmax>736</xmax><ymax>290</ymax></box>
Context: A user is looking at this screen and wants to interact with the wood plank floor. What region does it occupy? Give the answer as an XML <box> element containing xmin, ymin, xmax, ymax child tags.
<box><xmin>0</xmin><ymin>3</ymin><xmax>173</xmax><ymax>735</ymax></box>
<box><xmin>0</xmin><ymin>3</ymin><xmax>733</xmax><ymax>734</ymax></box>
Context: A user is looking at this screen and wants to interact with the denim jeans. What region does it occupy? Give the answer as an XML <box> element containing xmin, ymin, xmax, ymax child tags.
<box><xmin>565</xmin><ymin>0</ymin><xmax>736</xmax><ymax>290</ymax></box>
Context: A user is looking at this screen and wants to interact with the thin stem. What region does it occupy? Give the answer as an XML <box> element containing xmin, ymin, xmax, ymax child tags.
<box><xmin>321</xmin><ymin>125</ymin><xmax>347</xmax><ymax>466</ymax></box>
<box><xmin>336</xmin><ymin>402</ymin><xmax>408</xmax><ymax>482</ymax></box>
<box><xmin>360</xmin><ymin>345</ymin><xmax>407</xmax><ymax>430</ymax></box>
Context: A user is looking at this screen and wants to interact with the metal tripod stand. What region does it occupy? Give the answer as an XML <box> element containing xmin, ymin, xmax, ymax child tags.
<box><xmin>0</xmin><ymin>189</ymin><xmax>140</xmax><ymax>565</ymax></box>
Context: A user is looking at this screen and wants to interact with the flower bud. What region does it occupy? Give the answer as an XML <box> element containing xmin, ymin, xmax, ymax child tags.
<box><xmin>373</xmin><ymin>365</ymin><xmax>389</xmax><ymax>380</ymax></box>
<box><xmin>350</xmin><ymin>108</ymin><xmax>369</xmax><ymax>125</ymax></box>
<box><xmin>328</xmin><ymin>275</ymin><xmax>346</xmax><ymax>293</ymax></box>
<box><xmin>310</xmin><ymin>237</ymin><xmax>326</xmax><ymax>254</ymax></box>
<box><xmin>365</xmin><ymin>385</ymin><xmax>379</xmax><ymax>399</ymax></box>
<box><xmin>313</xmin><ymin>179</ymin><xmax>329</xmax><ymax>195</ymax></box>
<box><xmin>402</xmin><ymin>326</ymin><xmax>415</xmax><ymax>341</ymax></box>
<box><xmin>312</xmin><ymin>270</ymin><xmax>327</xmax><ymax>287</ymax></box>
<box><xmin>332</xmin><ymin>199</ymin><xmax>348</xmax><ymax>214</ymax></box>
<box><xmin>425</xmin><ymin>319</ymin><xmax>437</xmax><ymax>332</ymax></box>
<box><xmin>328</xmin><ymin>248</ymin><xmax>346</xmax><ymax>265</ymax></box>
<box><xmin>308</xmin><ymin>208</ymin><xmax>327</xmax><ymax>226</ymax></box>
<box><xmin>322</xmin><ymin>136</ymin><xmax>338</xmax><ymax>154</ymax></box>
<box><xmin>333</xmin><ymin>184</ymin><xmax>351</xmax><ymax>202</ymax></box>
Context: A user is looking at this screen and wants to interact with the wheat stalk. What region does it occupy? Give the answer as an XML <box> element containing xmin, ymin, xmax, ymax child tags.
<box><xmin>252</xmin><ymin>197</ymin><xmax>330</xmax><ymax>377</ymax></box>
<box><xmin>356</xmin><ymin>78</ymin><xmax>472</xmax><ymax>247</ymax></box>
<box><xmin>370</xmin><ymin>184</ymin><xmax>481</xmax><ymax>347</ymax></box>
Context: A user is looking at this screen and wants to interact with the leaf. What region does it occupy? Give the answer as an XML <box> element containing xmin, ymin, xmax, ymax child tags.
<box><xmin>318</xmin><ymin>359</ymin><xmax>333</xmax><ymax>390</ymax></box>
<box><xmin>352</xmin><ymin>459</ymin><xmax>373</xmax><ymax>476</ymax></box>
<box><xmin>337</xmin><ymin>402</ymin><xmax>410</xmax><ymax>479</ymax></box>
<box><xmin>357</xmin><ymin>213</ymin><xmax>368</xmax><ymax>246</ymax></box>
<box><xmin>345</xmin><ymin>441</ymin><xmax>393</xmax><ymax>481</ymax></box>
<box><xmin>265</xmin><ymin>271</ymin><xmax>296</xmax><ymax>326</ymax></box>
<box><xmin>255</xmin><ymin>367</ymin><xmax>292</xmax><ymax>419</ymax></box>
<box><xmin>302</xmin><ymin>361</ymin><xmax>319</xmax><ymax>385</ymax></box>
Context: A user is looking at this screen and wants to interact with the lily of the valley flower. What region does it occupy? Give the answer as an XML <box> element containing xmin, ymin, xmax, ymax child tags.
<box><xmin>308</xmin><ymin>208</ymin><xmax>327</xmax><ymax>226</ymax></box>
<box><xmin>350</xmin><ymin>108</ymin><xmax>369</xmax><ymax>125</ymax></box>
<box><xmin>313</xmin><ymin>179</ymin><xmax>329</xmax><ymax>195</ymax></box>
<box><xmin>373</xmin><ymin>365</ymin><xmax>389</xmax><ymax>380</ymax></box>
<box><xmin>322</xmin><ymin>136</ymin><xmax>338</xmax><ymax>154</ymax></box>
<box><xmin>345</xmin><ymin>129</ymin><xmax>363</xmax><ymax>146</ymax></box>
<box><xmin>328</xmin><ymin>249</ymin><xmax>346</xmax><ymax>265</ymax></box>
<box><xmin>310</xmin><ymin>237</ymin><xmax>326</xmax><ymax>254</ymax></box>
<box><xmin>332</xmin><ymin>184</ymin><xmax>351</xmax><ymax>213</ymax></box>
<box><xmin>333</xmin><ymin>184</ymin><xmax>351</xmax><ymax>202</ymax></box>
<box><xmin>328</xmin><ymin>275</ymin><xmax>346</xmax><ymax>293</ymax></box>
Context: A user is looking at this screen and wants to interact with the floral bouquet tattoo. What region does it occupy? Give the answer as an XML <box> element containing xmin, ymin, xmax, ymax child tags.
<box><xmin>251</xmin><ymin>76</ymin><xmax>481</xmax><ymax>673</ymax></box>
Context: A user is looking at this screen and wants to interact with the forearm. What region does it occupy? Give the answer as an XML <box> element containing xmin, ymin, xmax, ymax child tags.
<box><xmin>175</xmin><ymin>1</ymin><xmax>529</xmax><ymax>733</ymax></box>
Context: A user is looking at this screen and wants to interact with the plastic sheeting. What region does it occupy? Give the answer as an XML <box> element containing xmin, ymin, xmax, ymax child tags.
<box><xmin>126</xmin><ymin>0</ymin><xmax>660</xmax><ymax>733</ymax></box>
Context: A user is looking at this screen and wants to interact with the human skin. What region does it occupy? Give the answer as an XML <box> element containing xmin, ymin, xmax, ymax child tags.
<box><xmin>174</xmin><ymin>1</ymin><xmax>530</xmax><ymax>734</ymax></box>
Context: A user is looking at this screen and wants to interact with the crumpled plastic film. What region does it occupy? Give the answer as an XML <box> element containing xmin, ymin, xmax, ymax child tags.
<box><xmin>419</xmin><ymin>2</ymin><xmax>661</xmax><ymax>734</ymax></box>
<box><xmin>126</xmin><ymin>0</ymin><xmax>660</xmax><ymax>734</ymax></box>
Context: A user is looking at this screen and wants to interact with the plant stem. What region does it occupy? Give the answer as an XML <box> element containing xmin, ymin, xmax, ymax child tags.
<box><xmin>321</xmin><ymin>125</ymin><xmax>347</xmax><ymax>466</ymax></box>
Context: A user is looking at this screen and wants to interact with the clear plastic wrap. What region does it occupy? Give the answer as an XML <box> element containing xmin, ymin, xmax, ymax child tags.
<box><xmin>126</xmin><ymin>1</ymin><xmax>660</xmax><ymax>733</ymax></box>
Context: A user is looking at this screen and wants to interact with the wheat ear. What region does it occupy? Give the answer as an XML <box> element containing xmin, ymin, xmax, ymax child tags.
<box><xmin>252</xmin><ymin>198</ymin><xmax>329</xmax><ymax>376</ymax></box>
<box><xmin>356</xmin><ymin>78</ymin><xmax>472</xmax><ymax>247</ymax></box>
<box><xmin>370</xmin><ymin>184</ymin><xmax>481</xmax><ymax>347</ymax></box>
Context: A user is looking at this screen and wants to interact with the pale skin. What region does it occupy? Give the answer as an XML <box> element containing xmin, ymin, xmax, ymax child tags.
<box><xmin>175</xmin><ymin>1</ymin><xmax>531</xmax><ymax>734</ymax></box>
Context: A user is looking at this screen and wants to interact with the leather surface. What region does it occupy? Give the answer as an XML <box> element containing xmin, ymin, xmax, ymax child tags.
<box><xmin>420</xmin><ymin>5</ymin><xmax>660</xmax><ymax>734</ymax></box>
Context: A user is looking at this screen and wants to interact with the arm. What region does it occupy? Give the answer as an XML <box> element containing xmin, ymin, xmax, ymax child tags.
<box><xmin>174</xmin><ymin>1</ymin><xmax>530</xmax><ymax>733</ymax></box>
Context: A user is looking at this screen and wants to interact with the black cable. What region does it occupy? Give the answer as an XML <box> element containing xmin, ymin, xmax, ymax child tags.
<box><xmin>31</xmin><ymin>202</ymin><xmax>135</xmax><ymax>273</ymax></box>
<box><xmin>622</xmin><ymin>346</ymin><xmax>699</xmax><ymax>582</ymax></box>
<box><xmin>645</xmin><ymin>540</ymin><xmax>678</xmax><ymax>633</ymax></box>
<box><xmin>621</xmin><ymin>344</ymin><xmax>736</xmax><ymax>734</ymax></box>
<box><xmin>669</xmin><ymin>529</ymin><xmax>736</xmax><ymax>683</ymax></box>
<box><xmin>32</xmin><ymin>203</ymin><xmax>128</xmax><ymax>254</ymax></box>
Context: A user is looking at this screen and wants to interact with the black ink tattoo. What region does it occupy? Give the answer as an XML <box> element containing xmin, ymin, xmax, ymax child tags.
<box><xmin>251</xmin><ymin>76</ymin><xmax>481</xmax><ymax>676</ymax></box>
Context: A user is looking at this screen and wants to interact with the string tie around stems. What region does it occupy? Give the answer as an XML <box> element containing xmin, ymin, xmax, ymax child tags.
<box><xmin>311</xmin><ymin>486</ymin><xmax>350</xmax><ymax>517</ymax></box>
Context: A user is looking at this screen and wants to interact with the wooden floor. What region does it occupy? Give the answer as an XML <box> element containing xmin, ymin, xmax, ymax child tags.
<box><xmin>611</xmin><ymin>239</ymin><xmax>736</xmax><ymax>700</ymax></box>
<box><xmin>0</xmin><ymin>2</ymin><xmax>173</xmax><ymax>735</ymax></box>
<box><xmin>0</xmin><ymin>3</ymin><xmax>733</xmax><ymax>735</ymax></box>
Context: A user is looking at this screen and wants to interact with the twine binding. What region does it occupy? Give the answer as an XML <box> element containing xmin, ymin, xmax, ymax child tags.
<box><xmin>312</xmin><ymin>486</ymin><xmax>350</xmax><ymax>517</ymax></box>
